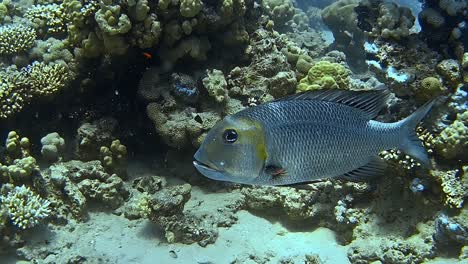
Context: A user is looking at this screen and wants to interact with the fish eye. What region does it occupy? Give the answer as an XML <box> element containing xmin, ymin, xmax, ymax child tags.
<box><xmin>223</xmin><ymin>129</ymin><xmax>238</xmax><ymax>143</ymax></box>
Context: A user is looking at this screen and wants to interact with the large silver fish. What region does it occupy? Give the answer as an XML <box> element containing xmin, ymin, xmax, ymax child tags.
<box><xmin>193</xmin><ymin>89</ymin><xmax>435</xmax><ymax>186</ymax></box>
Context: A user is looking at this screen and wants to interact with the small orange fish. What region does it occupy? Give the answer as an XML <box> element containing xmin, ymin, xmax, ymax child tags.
<box><xmin>142</xmin><ymin>52</ymin><xmax>152</xmax><ymax>59</ymax></box>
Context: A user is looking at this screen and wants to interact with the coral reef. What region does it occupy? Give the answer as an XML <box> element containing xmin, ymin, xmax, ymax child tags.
<box><xmin>100</xmin><ymin>139</ymin><xmax>127</xmax><ymax>178</ymax></box>
<box><xmin>40</xmin><ymin>132</ymin><xmax>66</xmax><ymax>163</ymax></box>
<box><xmin>0</xmin><ymin>185</ymin><xmax>51</xmax><ymax>230</ymax></box>
<box><xmin>321</xmin><ymin>0</ymin><xmax>366</xmax><ymax>71</ymax></box>
<box><xmin>296</xmin><ymin>60</ymin><xmax>350</xmax><ymax>92</ymax></box>
<box><xmin>202</xmin><ymin>69</ymin><xmax>228</xmax><ymax>103</ymax></box>
<box><xmin>0</xmin><ymin>24</ymin><xmax>36</xmax><ymax>55</ymax></box>
<box><xmin>75</xmin><ymin>118</ymin><xmax>118</xmax><ymax>160</ymax></box>
<box><xmin>46</xmin><ymin>160</ymin><xmax>128</xmax><ymax>219</ymax></box>
<box><xmin>418</xmin><ymin>0</ymin><xmax>467</xmax><ymax>58</ymax></box>
<box><xmin>355</xmin><ymin>0</ymin><xmax>415</xmax><ymax>41</ymax></box>
<box><xmin>435</xmin><ymin>110</ymin><xmax>468</xmax><ymax>161</ymax></box>
<box><xmin>0</xmin><ymin>0</ymin><xmax>467</xmax><ymax>262</ymax></box>
<box><xmin>430</xmin><ymin>168</ymin><xmax>467</xmax><ymax>209</ymax></box>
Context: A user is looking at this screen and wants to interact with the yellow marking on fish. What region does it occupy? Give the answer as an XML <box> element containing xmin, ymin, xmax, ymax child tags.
<box><xmin>233</xmin><ymin>117</ymin><xmax>268</xmax><ymax>162</ymax></box>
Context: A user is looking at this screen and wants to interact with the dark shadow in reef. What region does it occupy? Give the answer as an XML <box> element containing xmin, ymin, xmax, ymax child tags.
<box><xmin>246</xmin><ymin>208</ymin><xmax>321</xmax><ymax>233</ymax></box>
<box><xmin>137</xmin><ymin>221</ymin><xmax>166</xmax><ymax>241</ymax></box>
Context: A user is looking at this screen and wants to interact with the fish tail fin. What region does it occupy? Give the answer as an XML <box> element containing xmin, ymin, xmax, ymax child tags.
<box><xmin>397</xmin><ymin>99</ymin><xmax>437</xmax><ymax>167</ymax></box>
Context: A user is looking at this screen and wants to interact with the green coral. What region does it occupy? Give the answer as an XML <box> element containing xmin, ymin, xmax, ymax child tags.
<box><xmin>416</xmin><ymin>76</ymin><xmax>446</xmax><ymax>102</ymax></box>
<box><xmin>24</xmin><ymin>4</ymin><xmax>67</xmax><ymax>35</ymax></box>
<box><xmin>95</xmin><ymin>4</ymin><xmax>131</xmax><ymax>35</ymax></box>
<box><xmin>0</xmin><ymin>24</ymin><xmax>36</xmax><ymax>55</ymax></box>
<box><xmin>0</xmin><ymin>185</ymin><xmax>51</xmax><ymax>229</ymax></box>
<box><xmin>128</xmin><ymin>0</ymin><xmax>150</xmax><ymax>21</ymax></box>
<box><xmin>1</xmin><ymin>62</ymin><xmax>74</xmax><ymax>119</ymax></box>
<box><xmin>94</xmin><ymin>2</ymin><xmax>132</xmax><ymax>54</ymax></box>
<box><xmin>0</xmin><ymin>3</ymin><xmax>7</xmax><ymax>23</ymax></box>
<box><xmin>297</xmin><ymin>61</ymin><xmax>350</xmax><ymax>92</ymax></box>
<box><xmin>40</xmin><ymin>132</ymin><xmax>66</xmax><ymax>162</ymax></box>
<box><xmin>435</xmin><ymin>111</ymin><xmax>468</xmax><ymax>160</ymax></box>
<box><xmin>262</xmin><ymin>0</ymin><xmax>296</xmax><ymax>27</ymax></box>
<box><xmin>100</xmin><ymin>139</ymin><xmax>128</xmax><ymax>178</ymax></box>
<box><xmin>0</xmin><ymin>69</ymin><xmax>30</xmax><ymax>120</ymax></box>
<box><xmin>202</xmin><ymin>69</ymin><xmax>228</xmax><ymax>103</ymax></box>
<box><xmin>30</xmin><ymin>38</ymin><xmax>74</xmax><ymax>66</ymax></box>
<box><xmin>218</xmin><ymin>0</ymin><xmax>246</xmax><ymax>23</ymax></box>
<box><xmin>180</xmin><ymin>0</ymin><xmax>201</xmax><ymax>18</ymax></box>
<box><xmin>6</xmin><ymin>157</ymin><xmax>37</xmax><ymax>182</ymax></box>
<box><xmin>28</xmin><ymin>61</ymin><xmax>74</xmax><ymax>97</ymax></box>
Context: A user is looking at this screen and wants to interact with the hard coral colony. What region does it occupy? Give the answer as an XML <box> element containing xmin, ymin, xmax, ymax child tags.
<box><xmin>0</xmin><ymin>0</ymin><xmax>467</xmax><ymax>263</ymax></box>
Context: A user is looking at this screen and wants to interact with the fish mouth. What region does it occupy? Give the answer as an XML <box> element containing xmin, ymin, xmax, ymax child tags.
<box><xmin>192</xmin><ymin>159</ymin><xmax>230</xmax><ymax>182</ymax></box>
<box><xmin>192</xmin><ymin>160</ymin><xmax>219</xmax><ymax>172</ymax></box>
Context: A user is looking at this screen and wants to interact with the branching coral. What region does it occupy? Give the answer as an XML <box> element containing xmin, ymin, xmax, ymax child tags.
<box><xmin>0</xmin><ymin>185</ymin><xmax>51</xmax><ymax>229</ymax></box>
<box><xmin>0</xmin><ymin>24</ymin><xmax>36</xmax><ymax>55</ymax></box>
<box><xmin>27</xmin><ymin>61</ymin><xmax>74</xmax><ymax>97</ymax></box>
<box><xmin>24</xmin><ymin>3</ymin><xmax>67</xmax><ymax>35</ymax></box>
<box><xmin>0</xmin><ymin>69</ymin><xmax>30</xmax><ymax>120</ymax></box>
<box><xmin>100</xmin><ymin>139</ymin><xmax>127</xmax><ymax>178</ymax></box>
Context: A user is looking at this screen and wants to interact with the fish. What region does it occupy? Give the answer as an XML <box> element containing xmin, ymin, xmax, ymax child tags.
<box><xmin>142</xmin><ymin>52</ymin><xmax>152</xmax><ymax>59</ymax></box>
<box><xmin>193</xmin><ymin>89</ymin><xmax>436</xmax><ymax>186</ymax></box>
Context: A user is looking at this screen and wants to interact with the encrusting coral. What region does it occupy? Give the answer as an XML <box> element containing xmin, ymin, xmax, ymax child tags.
<box><xmin>202</xmin><ymin>69</ymin><xmax>228</xmax><ymax>103</ymax></box>
<box><xmin>296</xmin><ymin>61</ymin><xmax>350</xmax><ymax>92</ymax></box>
<box><xmin>431</xmin><ymin>168</ymin><xmax>467</xmax><ymax>209</ymax></box>
<box><xmin>40</xmin><ymin>132</ymin><xmax>66</xmax><ymax>163</ymax></box>
<box><xmin>435</xmin><ymin>110</ymin><xmax>468</xmax><ymax>160</ymax></box>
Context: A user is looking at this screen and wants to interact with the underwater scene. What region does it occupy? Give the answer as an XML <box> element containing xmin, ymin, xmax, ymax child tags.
<box><xmin>0</xmin><ymin>0</ymin><xmax>467</xmax><ymax>263</ymax></box>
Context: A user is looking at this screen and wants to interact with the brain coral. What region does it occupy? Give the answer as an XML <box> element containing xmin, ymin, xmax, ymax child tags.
<box><xmin>297</xmin><ymin>61</ymin><xmax>350</xmax><ymax>92</ymax></box>
<box><xmin>0</xmin><ymin>24</ymin><xmax>36</xmax><ymax>55</ymax></box>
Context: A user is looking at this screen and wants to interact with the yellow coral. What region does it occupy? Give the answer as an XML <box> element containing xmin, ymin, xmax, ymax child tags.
<box><xmin>27</xmin><ymin>61</ymin><xmax>74</xmax><ymax>97</ymax></box>
<box><xmin>417</xmin><ymin>76</ymin><xmax>446</xmax><ymax>102</ymax></box>
<box><xmin>431</xmin><ymin>169</ymin><xmax>467</xmax><ymax>208</ymax></box>
<box><xmin>0</xmin><ymin>185</ymin><xmax>51</xmax><ymax>229</ymax></box>
<box><xmin>435</xmin><ymin>111</ymin><xmax>468</xmax><ymax>159</ymax></box>
<box><xmin>24</xmin><ymin>4</ymin><xmax>67</xmax><ymax>34</ymax></box>
<box><xmin>0</xmin><ymin>24</ymin><xmax>36</xmax><ymax>55</ymax></box>
<box><xmin>0</xmin><ymin>70</ymin><xmax>30</xmax><ymax>120</ymax></box>
<box><xmin>297</xmin><ymin>61</ymin><xmax>350</xmax><ymax>92</ymax></box>
<box><xmin>100</xmin><ymin>139</ymin><xmax>127</xmax><ymax>178</ymax></box>
<box><xmin>180</xmin><ymin>0</ymin><xmax>201</xmax><ymax>18</ymax></box>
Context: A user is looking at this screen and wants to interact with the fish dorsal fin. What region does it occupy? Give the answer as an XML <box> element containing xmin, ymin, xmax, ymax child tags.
<box><xmin>337</xmin><ymin>156</ymin><xmax>387</xmax><ymax>182</ymax></box>
<box><xmin>276</xmin><ymin>89</ymin><xmax>391</xmax><ymax>119</ymax></box>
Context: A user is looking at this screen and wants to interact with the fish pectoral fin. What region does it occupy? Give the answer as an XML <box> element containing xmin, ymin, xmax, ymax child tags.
<box><xmin>338</xmin><ymin>157</ymin><xmax>387</xmax><ymax>182</ymax></box>
<box><xmin>265</xmin><ymin>164</ymin><xmax>287</xmax><ymax>177</ymax></box>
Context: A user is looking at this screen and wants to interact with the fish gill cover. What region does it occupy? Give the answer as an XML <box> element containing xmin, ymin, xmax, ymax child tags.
<box><xmin>0</xmin><ymin>0</ymin><xmax>466</xmax><ymax>263</ymax></box>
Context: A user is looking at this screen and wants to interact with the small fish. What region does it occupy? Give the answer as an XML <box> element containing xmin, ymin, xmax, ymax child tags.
<box><xmin>193</xmin><ymin>89</ymin><xmax>436</xmax><ymax>186</ymax></box>
<box><xmin>142</xmin><ymin>52</ymin><xmax>152</xmax><ymax>59</ymax></box>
